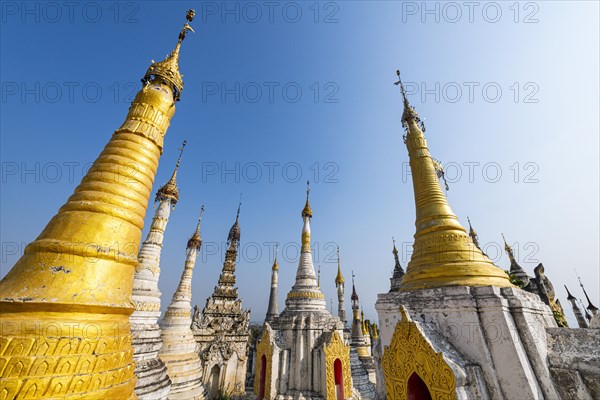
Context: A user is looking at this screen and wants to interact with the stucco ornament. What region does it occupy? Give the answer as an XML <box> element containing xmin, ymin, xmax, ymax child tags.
<box><xmin>323</xmin><ymin>331</ymin><xmax>353</xmax><ymax>400</ymax></box>
<box><xmin>382</xmin><ymin>306</ymin><xmax>457</xmax><ymax>400</ymax></box>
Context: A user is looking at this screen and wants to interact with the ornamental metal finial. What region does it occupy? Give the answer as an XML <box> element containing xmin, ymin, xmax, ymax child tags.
<box><xmin>351</xmin><ymin>270</ymin><xmax>359</xmax><ymax>301</ymax></box>
<box><xmin>302</xmin><ymin>180</ymin><xmax>313</xmax><ymax>218</ymax></box>
<box><xmin>394</xmin><ymin>69</ymin><xmax>409</xmax><ymax>107</ymax></box>
<box><xmin>142</xmin><ymin>9</ymin><xmax>196</xmax><ymax>101</ymax></box>
<box><xmin>236</xmin><ymin>193</ymin><xmax>242</xmax><ymax>221</ymax></box>
<box><xmin>187</xmin><ymin>204</ymin><xmax>204</xmax><ymax>250</ymax></box>
<box><xmin>502</xmin><ymin>233</ymin><xmax>510</xmax><ymax>251</ymax></box>
<box><xmin>394</xmin><ymin>69</ymin><xmax>425</xmax><ymax>136</ymax></box>
<box><xmin>272</xmin><ymin>243</ymin><xmax>279</xmax><ymax>271</ymax></box>
<box><xmin>576</xmin><ymin>269</ymin><xmax>599</xmax><ymax>312</ymax></box>
<box><xmin>318</xmin><ymin>265</ymin><xmax>321</xmax><ymax>287</ymax></box>
<box><xmin>227</xmin><ymin>195</ymin><xmax>242</xmax><ymax>248</ymax></box>
<box><xmin>176</xmin><ymin>139</ymin><xmax>187</xmax><ymax>168</ymax></box>
<box><xmin>335</xmin><ymin>245</ymin><xmax>345</xmax><ymax>285</ymax></box>
<box><xmin>156</xmin><ymin>139</ymin><xmax>187</xmax><ymax>206</ymax></box>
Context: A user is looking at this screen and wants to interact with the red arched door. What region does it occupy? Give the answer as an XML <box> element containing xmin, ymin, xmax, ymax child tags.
<box><xmin>407</xmin><ymin>372</ymin><xmax>432</xmax><ymax>400</ymax></box>
<box><xmin>334</xmin><ymin>358</ymin><xmax>344</xmax><ymax>400</ymax></box>
<box><xmin>258</xmin><ymin>355</ymin><xmax>267</xmax><ymax>399</ymax></box>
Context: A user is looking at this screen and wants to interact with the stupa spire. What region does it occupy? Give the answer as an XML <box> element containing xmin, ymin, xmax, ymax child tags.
<box><xmin>467</xmin><ymin>217</ymin><xmax>483</xmax><ymax>252</ymax></box>
<box><xmin>266</xmin><ymin>243</ymin><xmax>280</xmax><ymax>323</ymax></box>
<box><xmin>212</xmin><ymin>202</ymin><xmax>243</xmax><ymax>299</ymax></box>
<box><xmin>160</xmin><ymin>205</ymin><xmax>206</xmax><ymax>398</ymax></box>
<box><xmin>389</xmin><ymin>237</ymin><xmax>405</xmax><ymax>292</ymax></box>
<box><xmin>130</xmin><ymin>143</ymin><xmax>188</xmax><ymax>399</ymax></box>
<box><xmin>336</xmin><ymin>246</ymin><xmax>345</xmax><ymax>285</ymax></box>
<box><xmin>565</xmin><ymin>285</ymin><xmax>589</xmax><ymax>328</ymax></box>
<box><xmin>394</xmin><ymin>70</ymin><xmax>512</xmax><ymax>291</ymax></box>
<box><xmin>318</xmin><ymin>265</ymin><xmax>321</xmax><ymax>287</ymax></box>
<box><xmin>0</xmin><ymin>10</ymin><xmax>196</xmax><ymax>399</ymax></box>
<box><xmin>336</xmin><ymin>246</ymin><xmax>347</xmax><ymax>325</ymax></box>
<box><xmin>283</xmin><ymin>181</ymin><xmax>326</xmax><ymax>312</ymax></box>
<box><xmin>502</xmin><ymin>233</ymin><xmax>530</xmax><ymax>286</ymax></box>
<box><xmin>577</xmin><ymin>274</ymin><xmax>599</xmax><ymax>315</ymax></box>
<box><xmin>156</xmin><ymin>139</ymin><xmax>187</xmax><ymax>208</ymax></box>
<box><xmin>227</xmin><ymin>194</ymin><xmax>242</xmax><ymax>249</ymax></box>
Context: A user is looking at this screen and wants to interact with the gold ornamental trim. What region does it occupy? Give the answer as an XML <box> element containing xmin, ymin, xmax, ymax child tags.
<box><xmin>286</xmin><ymin>291</ymin><xmax>325</xmax><ymax>300</ymax></box>
<box><xmin>254</xmin><ymin>327</ymin><xmax>274</xmax><ymax>399</ymax></box>
<box><xmin>382</xmin><ymin>306</ymin><xmax>457</xmax><ymax>400</ymax></box>
<box><xmin>323</xmin><ymin>331</ymin><xmax>352</xmax><ymax>400</ymax></box>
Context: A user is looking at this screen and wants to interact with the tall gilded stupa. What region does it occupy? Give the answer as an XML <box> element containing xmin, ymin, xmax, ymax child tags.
<box><xmin>376</xmin><ymin>71</ymin><xmax>598</xmax><ymax>400</ymax></box>
<box><xmin>0</xmin><ymin>10</ymin><xmax>195</xmax><ymax>399</ymax></box>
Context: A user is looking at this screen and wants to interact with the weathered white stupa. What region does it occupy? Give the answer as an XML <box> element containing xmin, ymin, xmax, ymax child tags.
<box><xmin>254</xmin><ymin>183</ymin><xmax>352</xmax><ymax>400</ymax></box>
<box><xmin>347</xmin><ymin>274</ymin><xmax>376</xmax><ymax>399</ymax></box>
<box><xmin>159</xmin><ymin>209</ymin><xmax>206</xmax><ymax>400</ymax></box>
<box><xmin>265</xmin><ymin>246</ymin><xmax>280</xmax><ymax>324</ymax></box>
<box><xmin>130</xmin><ymin>142</ymin><xmax>187</xmax><ymax>399</ymax></box>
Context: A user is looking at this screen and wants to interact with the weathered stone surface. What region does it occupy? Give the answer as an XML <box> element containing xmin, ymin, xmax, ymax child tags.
<box><xmin>376</xmin><ymin>285</ymin><xmax>560</xmax><ymax>400</ymax></box>
<box><xmin>349</xmin><ymin>347</ymin><xmax>376</xmax><ymax>399</ymax></box>
<box><xmin>546</xmin><ymin>327</ymin><xmax>600</xmax><ymax>399</ymax></box>
<box><xmin>160</xmin><ymin>228</ymin><xmax>206</xmax><ymax>400</ymax></box>
<box><xmin>131</xmin><ymin>199</ymin><xmax>173</xmax><ymax>399</ymax></box>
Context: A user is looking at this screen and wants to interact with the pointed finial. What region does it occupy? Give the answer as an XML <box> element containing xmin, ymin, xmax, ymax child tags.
<box><xmin>467</xmin><ymin>217</ymin><xmax>483</xmax><ymax>252</ymax></box>
<box><xmin>156</xmin><ymin>140</ymin><xmax>187</xmax><ymax>205</ymax></box>
<box><xmin>228</xmin><ymin>197</ymin><xmax>242</xmax><ymax>248</ymax></box>
<box><xmin>576</xmin><ymin>269</ymin><xmax>598</xmax><ymax>312</ymax></box>
<box><xmin>565</xmin><ymin>285</ymin><xmax>576</xmax><ymax>301</ymax></box>
<box><xmin>187</xmin><ymin>204</ymin><xmax>204</xmax><ymax>250</ymax></box>
<box><xmin>351</xmin><ymin>270</ymin><xmax>359</xmax><ymax>301</ymax></box>
<box><xmin>335</xmin><ymin>245</ymin><xmax>345</xmax><ymax>285</ymax></box>
<box><xmin>394</xmin><ymin>69</ymin><xmax>409</xmax><ymax>107</ymax></box>
<box><xmin>394</xmin><ymin>69</ymin><xmax>424</xmax><ymax>133</ymax></box>
<box><xmin>142</xmin><ymin>10</ymin><xmax>196</xmax><ymax>101</ymax></box>
<box><xmin>272</xmin><ymin>243</ymin><xmax>279</xmax><ymax>271</ymax></box>
<box><xmin>302</xmin><ymin>180</ymin><xmax>313</xmax><ymax>218</ymax></box>
<box><xmin>236</xmin><ymin>193</ymin><xmax>242</xmax><ymax>222</ymax></box>
<box><xmin>502</xmin><ymin>233</ymin><xmax>511</xmax><ymax>251</ymax></box>
<box><xmin>318</xmin><ymin>265</ymin><xmax>321</xmax><ymax>288</ymax></box>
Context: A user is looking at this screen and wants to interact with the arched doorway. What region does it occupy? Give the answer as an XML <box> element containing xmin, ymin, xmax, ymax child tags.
<box><xmin>258</xmin><ymin>355</ymin><xmax>267</xmax><ymax>399</ymax></box>
<box><xmin>334</xmin><ymin>358</ymin><xmax>344</xmax><ymax>400</ymax></box>
<box><xmin>407</xmin><ymin>372</ymin><xmax>432</xmax><ymax>400</ymax></box>
<box><xmin>209</xmin><ymin>365</ymin><xmax>220</xmax><ymax>399</ymax></box>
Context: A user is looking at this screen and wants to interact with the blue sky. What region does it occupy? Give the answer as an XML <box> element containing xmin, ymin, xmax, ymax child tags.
<box><xmin>1</xmin><ymin>1</ymin><xmax>598</xmax><ymax>326</ymax></box>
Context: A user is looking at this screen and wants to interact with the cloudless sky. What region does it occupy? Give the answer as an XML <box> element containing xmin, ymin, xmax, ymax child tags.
<box><xmin>1</xmin><ymin>1</ymin><xmax>598</xmax><ymax>327</ymax></box>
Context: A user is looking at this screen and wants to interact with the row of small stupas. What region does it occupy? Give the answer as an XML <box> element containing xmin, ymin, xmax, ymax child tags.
<box><xmin>130</xmin><ymin>136</ymin><xmax>251</xmax><ymax>400</ymax></box>
<box><xmin>248</xmin><ymin>183</ymin><xmax>382</xmax><ymax>400</ymax></box>
<box><xmin>1</xmin><ymin>8</ymin><xmax>598</xmax><ymax>400</ymax></box>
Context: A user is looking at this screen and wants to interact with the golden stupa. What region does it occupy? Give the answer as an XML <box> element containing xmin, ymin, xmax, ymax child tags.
<box><xmin>395</xmin><ymin>70</ymin><xmax>513</xmax><ymax>291</ymax></box>
<box><xmin>0</xmin><ymin>10</ymin><xmax>196</xmax><ymax>399</ymax></box>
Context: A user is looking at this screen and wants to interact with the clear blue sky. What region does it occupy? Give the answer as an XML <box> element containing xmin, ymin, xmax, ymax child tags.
<box><xmin>1</xmin><ymin>1</ymin><xmax>598</xmax><ymax>326</ymax></box>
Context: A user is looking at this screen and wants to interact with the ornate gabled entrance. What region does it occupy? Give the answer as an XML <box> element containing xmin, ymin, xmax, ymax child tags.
<box><xmin>382</xmin><ymin>306</ymin><xmax>457</xmax><ymax>400</ymax></box>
